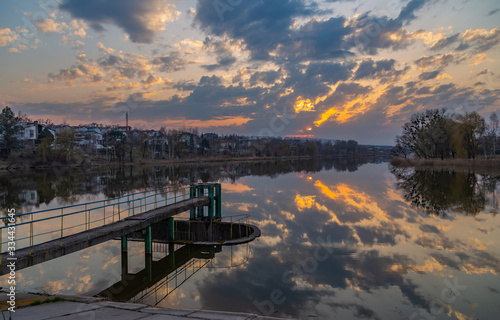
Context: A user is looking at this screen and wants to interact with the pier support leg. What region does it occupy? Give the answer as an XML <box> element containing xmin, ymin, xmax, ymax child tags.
<box><xmin>215</xmin><ymin>183</ymin><xmax>221</xmax><ymax>219</ymax></box>
<box><xmin>144</xmin><ymin>225</ymin><xmax>152</xmax><ymax>255</ymax></box>
<box><xmin>167</xmin><ymin>217</ymin><xmax>175</xmax><ymax>241</ymax></box>
<box><xmin>143</xmin><ymin>226</ymin><xmax>153</xmax><ymax>282</ymax></box>
<box><xmin>121</xmin><ymin>235</ymin><xmax>128</xmax><ymax>275</ymax></box>
<box><xmin>190</xmin><ymin>184</ymin><xmax>195</xmax><ymax>219</ymax></box>
<box><xmin>168</xmin><ymin>243</ymin><xmax>175</xmax><ymax>267</ymax></box>
<box><xmin>208</xmin><ymin>185</ymin><xmax>214</xmax><ymax>219</ymax></box>
<box><xmin>197</xmin><ymin>185</ymin><xmax>204</xmax><ymax>219</ymax></box>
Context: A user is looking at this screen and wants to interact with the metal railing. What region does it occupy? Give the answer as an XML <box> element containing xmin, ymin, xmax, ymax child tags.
<box><xmin>1</xmin><ymin>185</ymin><xmax>197</xmax><ymax>253</ymax></box>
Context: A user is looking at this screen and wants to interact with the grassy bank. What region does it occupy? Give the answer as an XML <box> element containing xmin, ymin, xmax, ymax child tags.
<box><xmin>390</xmin><ymin>156</ymin><xmax>500</xmax><ymax>174</ymax></box>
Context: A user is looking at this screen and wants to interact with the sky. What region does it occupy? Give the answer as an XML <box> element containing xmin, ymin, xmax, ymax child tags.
<box><xmin>0</xmin><ymin>0</ymin><xmax>499</xmax><ymax>145</ymax></box>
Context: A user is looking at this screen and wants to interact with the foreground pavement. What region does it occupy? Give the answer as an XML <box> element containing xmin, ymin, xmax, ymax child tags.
<box><xmin>1</xmin><ymin>293</ymin><xmax>286</xmax><ymax>320</ymax></box>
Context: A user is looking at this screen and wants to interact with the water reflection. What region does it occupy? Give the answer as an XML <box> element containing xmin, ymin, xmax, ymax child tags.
<box><xmin>0</xmin><ymin>157</ymin><xmax>386</xmax><ymax>213</ymax></box>
<box><xmin>1</xmin><ymin>160</ymin><xmax>499</xmax><ymax>319</ymax></box>
<box><xmin>391</xmin><ymin>167</ymin><xmax>499</xmax><ymax>216</ymax></box>
<box><xmin>99</xmin><ymin>244</ymin><xmax>222</xmax><ymax>303</ymax></box>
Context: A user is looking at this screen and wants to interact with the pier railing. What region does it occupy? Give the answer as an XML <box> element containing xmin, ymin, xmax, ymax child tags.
<box><xmin>0</xmin><ymin>183</ymin><xmax>221</xmax><ymax>254</ymax></box>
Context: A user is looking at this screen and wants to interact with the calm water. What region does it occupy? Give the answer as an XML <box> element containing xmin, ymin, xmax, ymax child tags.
<box><xmin>1</xmin><ymin>159</ymin><xmax>499</xmax><ymax>319</ymax></box>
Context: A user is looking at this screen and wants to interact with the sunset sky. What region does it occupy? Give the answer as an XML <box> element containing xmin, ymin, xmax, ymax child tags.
<box><xmin>1</xmin><ymin>0</ymin><xmax>499</xmax><ymax>144</ymax></box>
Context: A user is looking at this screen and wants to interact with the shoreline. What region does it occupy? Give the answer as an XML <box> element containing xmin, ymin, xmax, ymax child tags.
<box><xmin>1</xmin><ymin>154</ymin><xmax>390</xmax><ymax>171</ymax></box>
<box><xmin>390</xmin><ymin>156</ymin><xmax>500</xmax><ymax>174</ymax></box>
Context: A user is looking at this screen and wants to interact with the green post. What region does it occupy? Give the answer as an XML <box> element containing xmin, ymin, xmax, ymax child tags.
<box><xmin>208</xmin><ymin>184</ymin><xmax>214</xmax><ymax>219</ymax></box>
<box><xmin>168</xmin><ymin>217</ymin><xmax>175</xmax><ymax>241</ymax></box>
<box><xmin>215</xmin><ymin>183</ymin><xmax>222</xmax><ymax>219</ymax></box>
<box><xmin>197</xmin><ymin>184</ymin><xmax>204</xmax><ymax>218</ymax></box>
<box><xmin>189</xmin><ymin>184</ymin><xmax>195</xmax><ymax>219</ymax></box>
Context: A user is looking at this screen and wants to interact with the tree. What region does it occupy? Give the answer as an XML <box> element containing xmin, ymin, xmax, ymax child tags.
<box><xmin>490</xmin><ymin>112</ymin><xmax>498</xmax><ymax>155</ymax></box>
<box><xmin>107</xmin><ymin>129</ymin><xmax>127</xmax><ymax>163</ymax></box>
<box><xmin>35</xmin><ymin>128</ymin><xmax>55</xmax><ymax>163</ymax></box>
<box><xmin>0</xmin><ymin>106</ymin><xmax>23</xmax><ymax>158</ymax></box>
<box><xmin>305</xmin><ymin>141</ymin><xmax>318</xmax><ymax>157</ymax></box>
<box><xmin>454</xmin><ymin>112</ymin><xmax>486</xmax><ymax>159</ymax></box>
<box><xmin>55</xmin><ymin>127</ymin><xmax>78</xmax><ymax>163</ymax></box>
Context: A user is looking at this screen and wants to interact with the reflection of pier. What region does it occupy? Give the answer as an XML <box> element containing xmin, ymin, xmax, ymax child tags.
<box><xmin>1</xmin><ymin>183</ymin><xmax>259</xmax><ymax>275</ymax></box>
<box><xmin>98</xmin><ymin>243</ymin><xmax>222</xmax><ymax>302</ymax></box>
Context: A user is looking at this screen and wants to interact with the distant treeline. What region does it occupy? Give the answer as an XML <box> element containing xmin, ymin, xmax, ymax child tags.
<box><xmin>393</xmin><ymin>109</ymin><xmax>499</xmax><ymax>159</ymax></box>
<box><xmin>1</xmin><ymin>106</ymin><xmax>387</xmax><ymax>164</ymax></box>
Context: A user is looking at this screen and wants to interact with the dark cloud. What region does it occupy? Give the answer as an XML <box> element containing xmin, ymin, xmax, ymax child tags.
<box><xmin>151</xmin><ymin>52</ymin><xmax>194</xmax><ymax>73</ymax></box>
<box><xmin>275</xmin><ymin>17</ymin><xmax>352</xmax><ymax>61</ymax></box>
<box><xmin>98</xmin><ymin>54</ymin><xmax>123</xmax><ymax>67</ymax></box>
<box><xmin>353</xmin><ymin>58</ymin><xmax>407</xmax><ymax>84</ymax></box>
<box><xmin>414</xmin><ymin>53</ymin><xmax>455</xmax><ymax>69</ymax></box>
<box><xmin>397</xmin><ymin>0</ymin><xmax>428</xmax><ymax>23</ymax></box>
<box><xmin>198</xmin><ymin>75</ymin><xmax>222</xmax><ymax>86</ymax></box>
<box><xmin>430</xmin><ymin>252</ymin><xmax>461</xmax><ymax>270</ymax></box>
<box><xmin>418</xmin><ymin>70</ymin><xmax>440</xmax><ymax>80</ymax></box>
<box><xmin>305</xmin><ymin>62</ymin><xmax>354</xmax><ymax>84</ymax></box>
<box><xmin>59</xmin><ymin>0</ymin><xmax>179</xmax><ymax>43</ymax></box>
<box><xmin>202</xmin><ymin>37</ymin><xmax>237</xmax><ymax>71</ymax></box>
<box><xmin>418</xmin><ymin>224</ymin><xmax>440</xmax><ymax>234</ymax></box>
<box><xmin>429</xmin><ymin>33</ymin><xmax>460</xmax><ymax>51</ymax></box>
<box><xmin>486</xmin><ymin>8</ymin><xmax>499</xmax><ymax>16</ymax></box>
<box><xmin>195</xmin><ymin>0</ymin><xmax>319</xmax><ymax>60</ymax></box>
<box><xmin>195</xmin><ymin>0</ymin><xmax>433</xmax><ymax>61</ymax></box>
<box><xmin>249</xmin><ymin>70</ymin><xmax>283</xmax><ymax>86</ymax></box>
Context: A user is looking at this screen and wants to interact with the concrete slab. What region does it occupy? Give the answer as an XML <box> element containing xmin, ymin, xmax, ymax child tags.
<box><xmin>50</xmin><ymin>307</ymin><xmax>148</xmax><ymax>320</ymax></box>
<box><xmin>141</xmin><ymin>307</ymin><xmax>196</xmax><ymax>316</ymax></box>
<box><xmin>96</xmin><ymin>300</ymin><xmax>148</xmax><ymax>310</ymax></box>
<box><xmin>188</xmin><ymin>310</ymin><xmax>256</xmax><ymax>320</ymax></box>
<box><xmin>12</xmin><ymin>301</ymin><xmax>101</xmax><ymax>320</ymax></box>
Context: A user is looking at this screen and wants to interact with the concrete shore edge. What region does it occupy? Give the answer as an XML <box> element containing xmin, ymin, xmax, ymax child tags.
<box><xmin>1</xmin><ymin>291</ymin><xmax>287</xmax><ymax>320</ymax></box>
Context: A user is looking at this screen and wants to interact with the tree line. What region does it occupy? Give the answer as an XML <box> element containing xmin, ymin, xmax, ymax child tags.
<box><xmin>393</xmin><ymin>109</ymin><xmax>499</xmax><ymax>159</ymax></box>
<box><xmin>1</xmin><ymin>106</ymin><xmax>381</xmax><ymax>164</ymax></box>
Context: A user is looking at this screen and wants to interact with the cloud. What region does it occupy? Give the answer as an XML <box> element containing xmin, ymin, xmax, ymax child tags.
<box><xmin>414</xmin><ymin>53</ymin><xmax>456</xmax><ymax>69</ymax></box>
<box><xmin>59</xmin><ymin>0</ymin><xmax>181</xmax><ymax>43</ymax></box>
<box><xmin>418</xmin><ymin>70</ymin><xmax>440</xmax><ymax>80</ymax></box>
<box><xmin>151</xmin><ymin>52</ymin><xmax>195</xmax><ymax>73</ymax></box>
<box><xmin>201</xmin><ymin>37</ymin><xmax>237</xmax><ymax>70</ymax></box>
<box><xmin>33</xmin><ymin>18</ymin><xmax>66</xmax><ymax>33</ymax></box>
<box><xmin>397</xmin><ymin>0</ymin><xmax>429</xmax><ymax>23</ymax></box>
<box><xmin>429</xmin><ymin>28</ymin><xmax>500</xmax><ymax>53</ymax></box>
<box><xmin>353</xmin><ymin>58</ymin><xmax>408</xmax><ymax>84</ymax></box>
<box><xmin>486</xmin><ymin>8</ymin><xmax>499</xmax><ymax>16</ymax></box>
<box><xmin>194</xmin><ymin>0</ymin><xmax>320</xmax><ymax>60</ymax></box>
<box><xmin>194</xmin><ymin>0</ymin><xmax>435</xmax><ymax>61</ymax></box>
<box><xmin>0</xmin><ymin>28</ymin><xmax>18</xmax><ymax>47</ymax></box>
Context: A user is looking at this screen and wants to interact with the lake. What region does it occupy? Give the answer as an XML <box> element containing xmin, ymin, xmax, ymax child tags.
<box><xmin>1</xmin><ymin>158</ymin><xmax>499</xmax><ymax>319</ymax></box>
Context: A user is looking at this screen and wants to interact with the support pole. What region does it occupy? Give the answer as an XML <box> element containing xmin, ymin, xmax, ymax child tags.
<box><xmin>168</xmin><ymin>217</ymin><xmax>175</xmax><ymax>241</ymax></box>
<box><xmin>121</xmin><ymin>235</ymin><xmax>128</xmax><ymax>275</ymax></box>
<box><xmin>215</xmin><ymin>183</ymin><xmax>222</xmax><ymax>219</ymax></box>
<box><xmin>143</xmin><ymin>226</ymin><xmax>153</xmax><ymax>282</ymax></box>
<box><xmin>144</xmin><ymin>225</ymin><xmax>152</xmax><ymax>255</ymax></box>
<box><xmin>197</xmin><ymin>184</ymin><xmax>204</xmax><ymax>218</ymax></box>
<box><xmin>190</xmin><ymin>184</ymin><xmax>195</xmax><ymax>219</ymax></box>
<box><xmin>208</xmin><ymin>185</ymin><xmax>214</xmax><ymax>219</ymax></box>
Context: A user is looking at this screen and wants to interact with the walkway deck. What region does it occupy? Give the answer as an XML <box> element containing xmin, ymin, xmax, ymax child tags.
<box><xmin>0</xmin><ymin>197</ymin><xmax>210</xmax><ymax>275</ymax></box>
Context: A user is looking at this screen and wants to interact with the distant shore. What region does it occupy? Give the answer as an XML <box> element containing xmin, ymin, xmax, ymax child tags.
<box><xmin>1</xmin><ymin>153</ymin><xmax>390</xmax><ymax>171</ymax></box>
<box><xmin>390</xmin><ymin>156</ymin><xmax>500</xmax><ymax>174</ymax></box>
